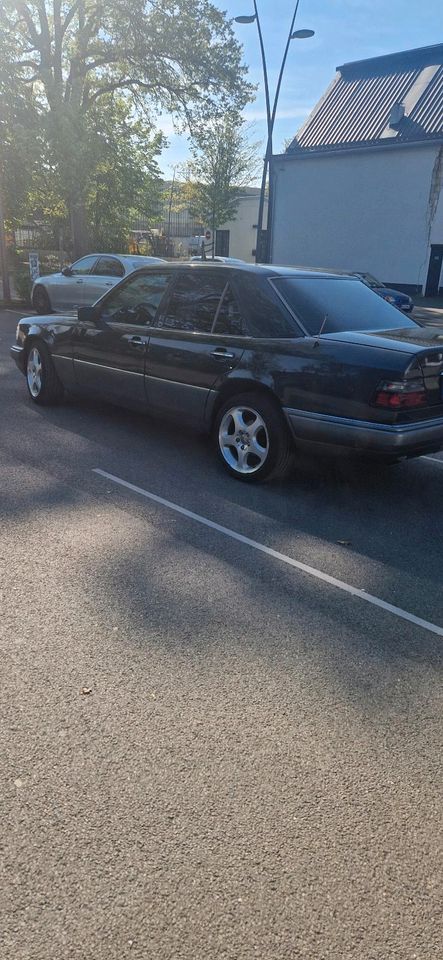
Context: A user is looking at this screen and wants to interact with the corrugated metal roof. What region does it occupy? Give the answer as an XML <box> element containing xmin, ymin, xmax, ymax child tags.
<box><xmin>410</xmin><ymin>65</ymin><xmax>443</xmax><ymax>132</ymax></box>
<box><xmin>287</xmin><ymin>44</ymin><xmax>443</xmax><ymax>155</ymax></box>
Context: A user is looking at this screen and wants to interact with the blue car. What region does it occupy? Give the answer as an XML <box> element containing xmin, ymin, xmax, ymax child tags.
<box><xmin>354</xmin><ymin>272</ymin><xmax>413</xmax><ymax>312</ymax></box>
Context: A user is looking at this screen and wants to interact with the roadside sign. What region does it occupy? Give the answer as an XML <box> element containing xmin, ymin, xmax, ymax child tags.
<box><xmin>29</xmin><ymin>251</ymin><xmax>40</xmax><ymax>282</ymax></box>
<box><xmin>205</xmin><ymin>229</ymin><xmax>212</xmax><ymax>242</ymax></box>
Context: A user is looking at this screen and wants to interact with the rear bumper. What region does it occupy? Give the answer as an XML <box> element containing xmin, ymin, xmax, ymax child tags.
<box><xmin>284</xmin><ymin>407</ymin><xmax>443</xmax><ymax>456</ymax></box>
<box><xmin>10</xmin><ymin>344</ymin><xmax>26</xmax><ymax>374</ymax></box>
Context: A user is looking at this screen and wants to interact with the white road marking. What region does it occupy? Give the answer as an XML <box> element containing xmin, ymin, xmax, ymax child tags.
<box><xmin>93</xmin><ymin>468</ymin><xmax>443</xmax><ymax>638</ymax></box>
<box><xmin>423</xmin><ymin>456</ymin><xmax>443</xmax><ymax>465</ymax></box>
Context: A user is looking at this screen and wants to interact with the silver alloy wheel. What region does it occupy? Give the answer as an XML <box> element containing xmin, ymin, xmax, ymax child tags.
<box><xmin>218</xmin><ymin>405</ymin><xmax>270</xmax><ymax>475</ymax></box>
<box><xmin>27</xmin><ymin>346</ymin><xmax>43</xmax><ymax>398</ymax></box>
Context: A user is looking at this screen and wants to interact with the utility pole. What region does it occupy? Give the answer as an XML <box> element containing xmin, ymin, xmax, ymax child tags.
<box><xmin>235</xmin><ymin>2</ymin><xmax>314</xmax><ymax>263</ymax></box>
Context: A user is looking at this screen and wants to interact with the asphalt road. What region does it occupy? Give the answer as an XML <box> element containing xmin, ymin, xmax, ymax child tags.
<box><xmin>1</xmin><ymin>307</ymin><xmax>442</xmax><ymax>960</ymax></box>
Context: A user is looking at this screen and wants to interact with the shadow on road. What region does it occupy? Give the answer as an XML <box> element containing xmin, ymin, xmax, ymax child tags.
<box><xmin>2</xmin><ymin>386</ymin><xmax>443</xmax><ymax>722</ymax></box>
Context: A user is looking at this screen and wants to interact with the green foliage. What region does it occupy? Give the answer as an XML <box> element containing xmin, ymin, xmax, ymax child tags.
<box><xmin>14</xmin><ymin>268</ymin><xmax>32</xmax><ymax>303</ymax></box>
<box><xmin>183</xmin><ymin>118</ymin><xmax>261</xmax><ymax>231</ymax></box>
<box><xmin>1</xmin><ymin>1</ymin><xmax>254</xmax><ymax>253</ymax></box>
<box><xmin>0</xmin><ymin>23</ymin><xmax>39</xmax><ymax>224</ymax></box>
<box><xmin>84</xmin><ymin>98</ymin><xmax>164</xmax><ymax>251</ymax></box>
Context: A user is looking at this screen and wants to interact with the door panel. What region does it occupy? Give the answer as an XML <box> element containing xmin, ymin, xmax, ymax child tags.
<box><xmin>146</xmin><ymin>332</ymin><xmax>244</xmax><ymax>422</ymax></box>
<box><xmin>72</xmin><ymin>322</ymin><xmax>148</xmax><ymax>408</ymax></box>
<box><xmin>145</xmin><ymin>272</ymin><xmax>245</xmax><ymax>423</ymax></box>
<box><xmin>215</xmin><ymin>230</ymin><xmax>230</xmax><ymax>257</ymax></box>
<box><xmin>71</xmin><ymin>270</ymin><xmax>173</xmax><ymax>408</ymax></box>
<box><xmin>425</xmin><ymin>245</ymin><xmax>443</xmax><ymax>297</ymax></box>
<box><xmin>84</xmin><ymin>256</ymin><xmax>125</xmax><ymax>305</ymax></box>
<box><xmin>81</xmin><ymin>274</ymin><xmax>117</xmax><ymax>305</ymax></box>
<box><xmin>146</xmin><ymin>330</ymin><xmax>244</xmax><ymax>412</ymax></box>
<box><xmin>50</xmin><ymin>255</ymin><xmax>99</xmax><ymax>311</ymax></box>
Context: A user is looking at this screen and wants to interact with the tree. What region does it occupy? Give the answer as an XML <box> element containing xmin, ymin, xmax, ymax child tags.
<box><xmin>0</xmin><ymin>24</ymin><xmax>39</xmax><ymax>224</ymax></box>
<box><xmin>85</xmin><ymin>97</ymin><xmax>164</xmax><ymax>251</ymax></box>
<box><xmin>182</xmin><ymin>117</ymin><xmax>261</xmax><ymax>243</ymax></box>
<box><xmin>1</xmin><ymin>1</ymin><xmax>253</xmax><ymax>255</ymax></box>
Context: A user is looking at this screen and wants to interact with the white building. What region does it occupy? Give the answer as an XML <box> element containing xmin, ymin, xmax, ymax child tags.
<box><xmin>271</xmin><ymin>44</ymin><xmax>443</xmax><ymax>296</ymax></box>
<box><xmin>216</xmin><ymin>191</ymin><xmax>267</xmax><ymax>263</ymax></box>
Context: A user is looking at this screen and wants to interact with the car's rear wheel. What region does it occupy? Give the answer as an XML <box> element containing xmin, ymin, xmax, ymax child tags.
<box><xmin>214</xmin><ymin>392</ymin><xmax>294</xmax><ymax>482</ymax></box>
<box><xmin>26</xmin><ymin>341</ymin><xmax>64</xmax><ymax>405</ymax></box>
<box><xmin>32</xmin><ymin>285</ymin><xmax>52</xmax><ymax>315</ymax></box>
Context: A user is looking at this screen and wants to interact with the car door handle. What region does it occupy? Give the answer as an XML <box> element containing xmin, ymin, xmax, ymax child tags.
<box><xmin>76</xmin><ymin>279</ymin><xmax>84</xmax><ymax>284</ymax></box>
<box><xmin>128</xmin><ymin>336</ymin><xmax>146</xmax><ymax>349</ymax></box>
<box><xmin>211</xmin><ymin>348</ymin><xmax>235</xmax><ymax>359</ymax></box>
<box><xmin>104</xmin><ymin>281</ymin><xmax>113</xmax><ymax>287</ymax></box>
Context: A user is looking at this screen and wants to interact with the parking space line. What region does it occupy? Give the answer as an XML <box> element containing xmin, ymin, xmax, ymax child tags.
<box><xmin>93</xmin><ymin>468</ymin><xmax>443</xmax><ymax>639</ymax></box>
<box><xmin>423</xmin><ymin>455</ymin><xmax>443</xmax><ymax>465</ymax></box>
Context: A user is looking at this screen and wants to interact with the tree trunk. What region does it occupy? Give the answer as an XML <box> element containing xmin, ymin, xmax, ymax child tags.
<box><xmin>70</xmin><ymin>198</ymin><xmax>90</xmax><ymax>259</ymax></box>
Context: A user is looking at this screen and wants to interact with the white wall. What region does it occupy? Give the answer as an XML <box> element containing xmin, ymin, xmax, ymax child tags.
<box><xmin>218</xmin><ymin>195</ymin><xmax>268</xmax><ymax>263</ymax></box>
<box><xmin>271</xmin><ymin>145</ymin><xmax>441</xmax><ymax>289</ymax></box>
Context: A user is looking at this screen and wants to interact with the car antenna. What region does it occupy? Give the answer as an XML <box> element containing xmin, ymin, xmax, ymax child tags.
<box><xmin>313</xmin><ymin>313</ymin><xmax>328</xmax><ymax>347</ymax></box>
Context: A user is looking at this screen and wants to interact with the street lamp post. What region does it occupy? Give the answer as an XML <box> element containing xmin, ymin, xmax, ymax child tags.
<box><xmin>235</xmin><ymin>2</ymin><xmax>314</xmax><ymax>263</ymax></box>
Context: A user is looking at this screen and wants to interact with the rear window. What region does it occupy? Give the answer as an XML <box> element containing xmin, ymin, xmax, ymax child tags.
<box><xmin>272</xmin><ymin>277</ymin><xmax>419</xmax><ymax>336</ymax></box>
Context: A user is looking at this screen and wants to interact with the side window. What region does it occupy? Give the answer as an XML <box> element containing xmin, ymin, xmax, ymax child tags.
<box><xmin>160</xmin><ymin>273</ymin><xmax>227</xmax><ymax>333</ymax></box>
<box><xmin>241</xmin><ymin>277</ymin><xmax>303</xmax><ymax>338</ymax></box>
<box><xmin>70</xmin><ymin>256</ymin><xmax>98</xmax><ymax>276</ymax></box>
<box><xmin>93</xmin><ymin>256</ymin><xmax>125</xmax><ymax>278</ymax></box>
<box><xmin>100</xmin><ymin>273</ymin><xmax>171</xmax><ymax>326</ymax></box>
<box><xmin>213</xmin><ymin>284</ymin><xmax>247</xmax><ymax>336</ymax></box>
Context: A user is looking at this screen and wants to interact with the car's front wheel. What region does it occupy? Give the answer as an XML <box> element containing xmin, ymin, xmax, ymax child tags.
<box><xmin>214</xmin><ymin>392</ymin><xmax>294</xmax><ymax>482</ymax></box>
<box><xmin>32</xmin><ymin>285</ymin><xmax>52</xmax><ymax>315</ymax></box>
<box><xmin>26</xmin><ymin>341</ymin><xmax>64</xmax><ymax>405</ymax></box>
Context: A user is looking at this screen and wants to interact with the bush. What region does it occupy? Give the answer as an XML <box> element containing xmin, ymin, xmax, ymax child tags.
<box><xmin>14</xmin><ymin>269</ymin><xmax>33</xmax><ymax>303</ymax></box>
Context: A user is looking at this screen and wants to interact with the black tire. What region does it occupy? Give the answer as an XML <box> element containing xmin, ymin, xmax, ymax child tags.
<box><xmin>32</xmin><ymin>285</ymin><xmax>52</xmax><ymax>315</ymax></box>
<box><xmin>25</xmin><ymin>340</ymin><xmax>64</xmax><ymax>405</ymax></box>
<box><xmin>214</xmin><ymin>391</ymin><xmax>294</xmax><ymax>482</ymax></box>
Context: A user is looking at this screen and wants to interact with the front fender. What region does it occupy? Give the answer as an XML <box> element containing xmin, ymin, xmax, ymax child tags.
<box><xmin>16</xmin><ymin>317</ymin><xmax>77</xmax><ymax>388</ymax></box>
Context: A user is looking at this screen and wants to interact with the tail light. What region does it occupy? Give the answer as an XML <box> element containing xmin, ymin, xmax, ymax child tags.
<box><xmin>373</xmin><ymin>379</ymin><xmax>428</xmax><ymax>409</ymax></box>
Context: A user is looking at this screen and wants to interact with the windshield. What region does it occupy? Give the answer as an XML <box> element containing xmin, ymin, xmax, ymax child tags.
<box><xmin>273</xmin><ymin>277</ymin><xmax>419</xmax><ymax>336</ymax></box>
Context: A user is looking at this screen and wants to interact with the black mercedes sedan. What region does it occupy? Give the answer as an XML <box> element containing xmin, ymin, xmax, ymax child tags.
<box><xmin>10</xmin><ymin>262</ymin><xmax>443</xmax><ymax>481</ymax></box>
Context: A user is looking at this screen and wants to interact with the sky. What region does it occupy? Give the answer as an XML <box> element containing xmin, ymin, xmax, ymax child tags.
<box><xmin>159</xmin><ymin>0</ymin><xmax>443</xmax><ymax>179</ymax></box>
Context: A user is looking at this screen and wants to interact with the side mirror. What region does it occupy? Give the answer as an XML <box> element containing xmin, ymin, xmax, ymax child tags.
<box><xmin>61</xmin><ymin>265</ymin><xmax>73</xmax><ymax>277</ymax></box>
<box><xmin>78</xmin><ymin>305</ymin><xmax>99</xmax><ymax>324</ymax></box>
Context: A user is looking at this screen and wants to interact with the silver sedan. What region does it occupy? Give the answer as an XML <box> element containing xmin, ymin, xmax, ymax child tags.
<box><xmin>31</xmin><ymin>253</ymin><xmax>167</xmax><ymax>314</ymax></box>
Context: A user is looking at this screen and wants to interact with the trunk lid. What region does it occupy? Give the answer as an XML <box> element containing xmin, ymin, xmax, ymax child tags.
<box><xmin>322</xmin><ymin>324</ymin><xmax>443</xmax><ymax>354</ymax></box>
<box><xmin>323</xmin><ymin>325</ymin><xmax>443</xmax><ymax>415</ymax></box>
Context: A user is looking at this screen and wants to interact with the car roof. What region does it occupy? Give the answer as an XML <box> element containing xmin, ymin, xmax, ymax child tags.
<box><xmin>190</xmin><ymin>256</ymin><xmax>245</xmax><ymax>263</ymax></box>
<box><xmin>121</xmin><ymin>255</ymin><xmax>167</xmax><ymax>262</ymax></box>
<box><xmin>129</xmin><ymin>261</ymin><xmax>359</xmax><ymax>281</ymax></box>
<box><xmin>75</xmin><ymin>253</ymin><xmax>166</xmax><ymax>263</ymax></box>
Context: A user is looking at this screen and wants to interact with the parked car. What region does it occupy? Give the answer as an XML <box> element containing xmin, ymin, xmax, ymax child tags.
<box><xmin>31</xmin><ymin>254</ymin><xmax>166</xmax><ymax>314</ymax></box>
<box><xmin>11</xmin><ymin>263</ymin><xmax>443</xmax><ymax>481</ymax></box>
<box><xmin>353</xmin><ymin>272</ymin><xmax>414</xmax><ymax>312</ymax></box>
